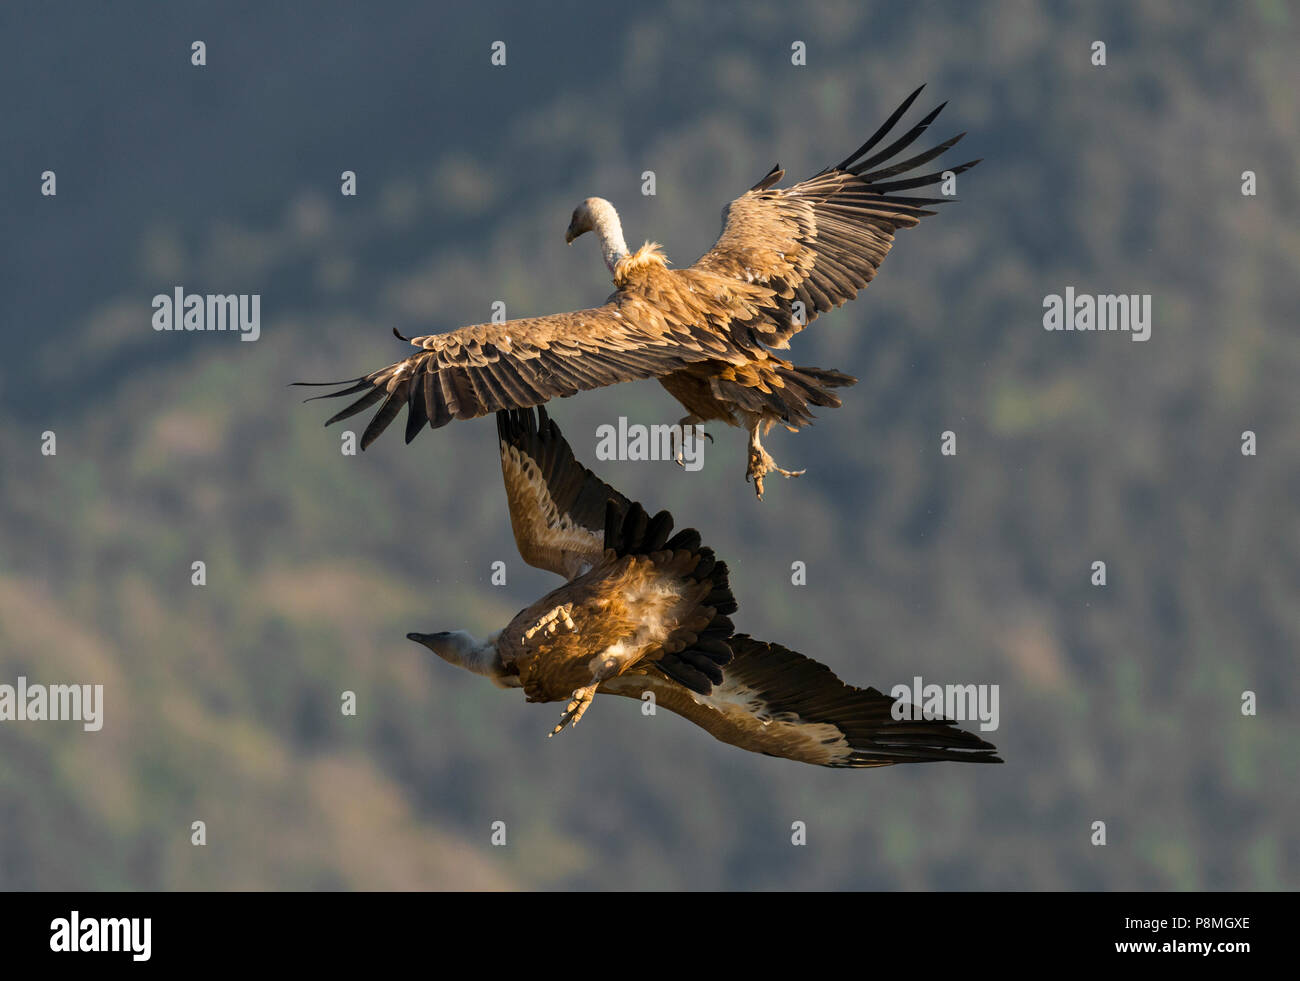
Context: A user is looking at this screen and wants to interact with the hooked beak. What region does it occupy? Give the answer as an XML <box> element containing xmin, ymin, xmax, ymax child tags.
<box><xmin>406</xmin><ymin>631</ymin><xmax>446</xmax><ymax>649</ymax></box>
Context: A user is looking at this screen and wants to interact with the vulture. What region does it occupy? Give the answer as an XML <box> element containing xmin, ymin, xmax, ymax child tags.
<box><xmin>406</xmin><ymin>406</ymin><xmax>1002</xmax><ymax>768</ymax></box>
<box><xmin>300</xmin><ymin>85</ymin><xmax>978</xmax><ymax>498</ymax></box>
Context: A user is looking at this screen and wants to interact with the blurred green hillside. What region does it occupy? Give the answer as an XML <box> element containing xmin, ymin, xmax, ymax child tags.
<box><xmin>1</xmin><ymin>1</ymin><xmax>1297</xmax><ymax>889</ymax></box>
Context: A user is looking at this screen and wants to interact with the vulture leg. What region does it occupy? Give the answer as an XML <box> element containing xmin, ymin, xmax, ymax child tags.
<box><xmin>673</xmin><ymin>414</ymin><xmax>713</xmax><ymax>469</ymax></box>
<box><xmin>549</xmin><ymin>682</ymin><xmax>600</xmax><ymax>736</ymax></box>
<box><xmin>547</xmin><ymin>648</ymin><xmax>633</xmax><ymax>737</ymax></box>
<box><xmin>745</xmin><ymin>415</ymin><xmax>805</xmax><ymax>500</ymax></box>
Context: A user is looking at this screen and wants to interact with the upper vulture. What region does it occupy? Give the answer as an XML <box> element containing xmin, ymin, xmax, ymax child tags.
<box><xmin>406</xmin><ymin>406</ymin><xmax>1002</xmax><ymax>768</ymax></box>
<box><xmin>300</xmin><ymin>85</ymin><xmax>978</xmax><ymax>498</ymax></box>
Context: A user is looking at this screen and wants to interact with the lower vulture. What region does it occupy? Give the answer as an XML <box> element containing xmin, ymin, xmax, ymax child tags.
<box><xmin>407</xmin><ymin>407</ymin><xmax>1002</xmax><ymax>768</ymax></box>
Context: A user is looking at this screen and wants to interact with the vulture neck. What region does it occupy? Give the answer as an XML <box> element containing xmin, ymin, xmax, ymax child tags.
<box><xmin>460</xmin><ymin>634</ymin><xmax>503</xmax><ymax>679</ymax></box>
<box><xmin>589</xmin><ymin>200</ymin><xmax>629</xmax><ymax>275</ymax></box>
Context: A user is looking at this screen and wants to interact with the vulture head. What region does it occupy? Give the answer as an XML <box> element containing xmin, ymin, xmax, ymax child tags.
<box><xmin>407</xmin><ymin>629</ymin><xmax>506</xmax><ymax>682</ymax></box>
<box><xmin>408</xmin><ymin>629</ymin><xmax>477</xmax><ymax>662</ymax></box>
<box><xmin>565</xmin><ymin>197</ymin><xmax>629</xmax><ymax>273</ymax></box>
<box><xmin>564</xmin><ymin>197</ymin><xmax>599</xmax><ymax>244</ymax></box>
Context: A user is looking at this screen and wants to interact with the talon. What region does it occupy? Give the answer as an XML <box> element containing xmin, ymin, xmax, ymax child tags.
<box><xmin>674</xmin><ymin>416</ymin><xmax>710</xmax><ymax>467</ymax></box>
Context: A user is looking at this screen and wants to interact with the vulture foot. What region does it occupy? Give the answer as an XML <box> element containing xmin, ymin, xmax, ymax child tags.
<box><xmin>549</xmin><ymin>683</ymin><xmax>599</xmax><ymax>737</ymax></box>
<box><xmin>746</xmin><ymin>444</ymin><xmax>805</xmax><ymax>501</ymax></box>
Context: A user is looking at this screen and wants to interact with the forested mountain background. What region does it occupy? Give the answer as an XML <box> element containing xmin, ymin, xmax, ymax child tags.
<box><xmin>1</xmin><ymin>1</ymin><xmax>1296</xmax><ymax>890</ymax></box>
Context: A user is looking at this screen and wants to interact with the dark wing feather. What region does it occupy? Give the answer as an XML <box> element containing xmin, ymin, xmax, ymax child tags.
<box><xmin>602</xmin><ymin>634</ymin><xmax>1002</xmax><ymax>768</ymax></box>
<box><xmin>496</xmin><ymin>407</ymin><xmax>630</xmax><ymax>580</ymax></box>
<box><xmin>600</xmin><ymin>499</ymin><xmax>737</xmax><ymax>696</ymax></box>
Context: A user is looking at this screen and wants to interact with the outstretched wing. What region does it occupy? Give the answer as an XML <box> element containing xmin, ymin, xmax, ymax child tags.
<box><xmin>602</xmin><ymin>634</ymin><xmax>1001</xmax><ymax>768</ymax></box>
<box><xmin>299</xmin><ymin>299</ymin><xmax>741</xmax><ymax>451</ymax></box>
<box><xmin>692</xmin><ymin>84</ymin><xmax>979</xmax><ymax>349</ymax></box>
<box><xmin>496</xmin><ymin>406</ymin><xmax>630</xmax><ymax>580</ymax></box>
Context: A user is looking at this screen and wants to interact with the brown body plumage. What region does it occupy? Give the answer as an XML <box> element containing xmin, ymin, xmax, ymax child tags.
<box><xmin>407</xmin><ymin>407</ymin><xmax>1001</xmax><ymax>767</ymax></box>
<box><xmin>300</xmin><ymin>86</ymin><xmax>977</xmax><ymax>498</ymax></box>
<box><xmin>500</xmin><ymin>543</ymin><xmax>728</xmax><ymax>713</ymax></box>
